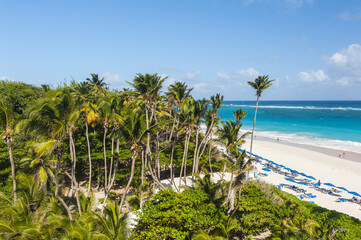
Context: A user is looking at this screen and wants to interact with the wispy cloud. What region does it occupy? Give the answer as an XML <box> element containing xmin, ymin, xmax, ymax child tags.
<box><xmin>101</xmin><ymin>72</ymin><xmax>127</xmax><ymax>89</ymax></box>
<box><xmin>243</xmin><ymin>0</ymin><xmax>313</xmax><ymax>8</ymax></box>
<box><xmin>236</xmin><ymin>68</ymin><xmax>261</xmax><ymax>80</ymax></box>
<box><xmin>184</xmin><ymin>70</ymin><xmax>201</xmax><ymax>81</ymax></box>
<box><xmin>216</xmin><ymin>71</ymin><xmax>230</xmax><ymax>80</ymax></box>
<box><xmin>327</xmin><ymin>44</ymin><xmax>361</xmax><ymax>84</ymax></box>
<box><xmin>339</xmin><ymin>10</ymin><xmax>361</xmax><ymax>22</ymax></box>
<box><xmin>0</xmin><ymin>76</ymin><xmax>10</xmax><ymax>81</ymax></box>
<box><xmin>298</xmin><ymin>70</ymin><xmax>329</xmax><ymax>82</ymax></box>
<box><xmin>298</xmin><ymin>44</ymin><xmax>361</xmax><ymax>86</ymax></box>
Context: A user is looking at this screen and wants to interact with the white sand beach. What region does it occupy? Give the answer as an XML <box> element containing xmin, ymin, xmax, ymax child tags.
<box><xmin>241</xmin><ymin>138</ymin><xmax>361</xmax><ymax>220</ymax></box>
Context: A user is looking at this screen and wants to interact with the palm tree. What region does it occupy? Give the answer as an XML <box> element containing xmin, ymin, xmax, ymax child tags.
<box><xmin>93</xmin><ymin>201</ymin><xmax>128</xmax><ymax>239</ymax></box>
<box><xmin>165</xmin><ymin>81</ymin><xmax>193</xmax><ymax>183</ymax></box>
<box><xmin>72</xmin><ymin>81</ymin><xmax>95</xmax><ymax>195</ymax></box>
<box><xmin>192</xmin><ymin>98</ymin><xmax>208</xmax><ymax>175</ymax></box>
<box><xmin>178</xmin><ymin>98</ymin><xmax>195</xmax><ymax>187</ymax></box>
<box><xmin>129</xmin><ymin>73</ymin><xmax>167</xmax><ymax>192</ymax></box>
<box><xmin>86</xmin><ymin>73</ymin><xmax>108</xmax><ymax>97</ymax></box>
<box><xmin>233</xmin><ymin>109</ymin><xmax>247</xmax><ymax>127</ymax></box>
<box><xmin>195</xmin><ymin>94</ymin><xmax>223</xmax><ymax>172</ymax></box>
<box><xmin>0</xmin><ymin>101</ymin><xmax>17</xmax><ymax>202</ymax></box>
<box><xmin>118</xmin><ymin>106</ymin><xmax>149</xmax><ymax>211</ymax></box>
<box><xmin>20</xmin><ymin>141</ymin><xmax>58</xmax><ymax>187</ymax></box>
<box><xmin>247</xmin><ymin>75</ymin><xmax>274</xmax><ymax>155</ymax></box>
<box><xmin>16</xmin><ymin>90</ymin><xmax>78</xmax><ymax>220</ymax></box>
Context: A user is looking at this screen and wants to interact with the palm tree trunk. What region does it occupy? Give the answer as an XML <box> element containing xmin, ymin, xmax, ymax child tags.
<box><xmin>208</xmin><ymin>143</ymin><xmax>213</xmax><ymax>175</ymax></box>
<box><xmin>69</xmin><ymin>131</ymin><xmax>82</xmax><ymax>214</ymax></box>
<box><xmin>103</xmin><ymin>140</ymin><xmax>120</xmax><ymax>205</ymax></box>
<box><xmin>196</xmin><ymin>120</ymin><xmax>214</xmax><ymax>172</ymax></box>
<box><xmin>170</xmin><ymin>118</ymin><xmax>179</xmax><ymax>185</ymax></box>
<box><xmin>55</xmin><ymin>146</ymin><xmax>73</xmax><ymax>221</ymax></box>
<box><xmin>140</xmin><ymin>150</ymin><xmax>145</xmax><ymax>209</ymax></box>
<box><xmin>108</xmin><ymin>138</ymin><xmax>114</xmax><ymax>187</ymax></box>
<box><xmin>156</xmin><ymin>133</ymin><xmax>160</xmax><ymax>180</ymax></box>
<box><xmin>225</xmin><ymin>169</ymin><xmax>234</xmax><ymax>206</ymax></box>
<box><xmin>6</xmin><ymin>138</ymin><xmax>16</xmax><ymax>203</ymax></box>
<box><xmin>120</xmin><ymin>149</ymin><xmax>138</xmax><ymax>212</ymax></box>
<box><xmin>179</xmin><ymin>133</ymin><xmax>190</xmax><ymax>188</ymax></box>
<box><xmin>192</xmin><ymin>127</ymin><xmax>200</xmax><ymax>175</ymax></box>
<box><xmin>227</xmin><ymin>183</ymin><xmax>242</xmax><ymax>229</ymax></box>
<box><xmin>103</xmin><ymin>126</ymin><xmax>108</xmax><ymax>191</ymax></box>
<box><xmin>85</xmin><ymin>112</ymin><xmax>92</xmax><ymax>196</ymax></box>
<box><xmin>169</xmin><ymin>116</ymin><xmax>176</xmax><ymax>141</ymax></box>
<box><xmin>250</xmin><ymin>95</ymin><xmax>259</xmax><ymax>155</ymax></box>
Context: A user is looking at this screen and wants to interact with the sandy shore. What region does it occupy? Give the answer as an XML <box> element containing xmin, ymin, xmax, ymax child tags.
<box><xmin>241</xmin><ymin>138</ymin><xmax>361</xmax><ymax>220</ymax></box>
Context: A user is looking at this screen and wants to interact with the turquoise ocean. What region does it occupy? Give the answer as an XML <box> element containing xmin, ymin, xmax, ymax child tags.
<box><xmin>218</xmin><ymin>101</ymin><xmax>361</xmax><ymax>154</ymax></box>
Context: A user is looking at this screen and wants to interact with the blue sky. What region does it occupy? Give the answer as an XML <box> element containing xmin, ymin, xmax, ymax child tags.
<box><xmin>1</xmin><ymin>0</ymin><xmax>361</xmax><ymax>100</ymax></box>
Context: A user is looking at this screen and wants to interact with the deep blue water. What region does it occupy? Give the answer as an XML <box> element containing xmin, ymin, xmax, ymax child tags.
<box><xmin>218</xmin><ymin>101</ymin><xmax>361</xmax><ymax>153</ymax></box>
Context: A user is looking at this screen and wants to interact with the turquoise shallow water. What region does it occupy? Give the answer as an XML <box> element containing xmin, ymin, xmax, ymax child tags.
<box><xmin>218</xmin><ymin>101</ymin><xmax>361</xmax><ymax>153</ymax></box>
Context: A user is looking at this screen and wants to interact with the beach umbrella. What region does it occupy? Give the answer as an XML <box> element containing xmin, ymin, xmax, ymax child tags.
<box><xmin>336</xmin><ymin>186</ymin><xmax>348</xmax><ymax>191</ymax></box>
<box><xmin>297</xmin><ymin>182</ymin><xmax>308</xmax><ymax>186</ymax></box>
<box><xmin>306</xmin><ymin>175</ymin><xmax>316</xmax><ymax>180</ymax></box>
<box><xmin>317</xmin><ymin>180</ymin><xmax>321</xmax><ymax>187</ymax></box>
<box><xmin>348</xmin><ymin>191</ymin><xmax>361</xmax><ymax>197</ymax></box>
<box><xmin>291</xmin><ymin>170</ymin><xmax>300</xmax><ymax>174</ymax></box>
<box><xmin>299</xmin><ymin>172</ymin><xmax>307</xmax><ymax>177</ymax></box>
<box><xmin>262</xmin><ymin>168</ymin><xmax>271</xmax><ymax>172</ymax></box>
<box><xmin>324</xmin><ymin>183</ymin><xmax>336</xmax><ymax>187</ymax></box>
<box><xmin>278</xmin><ymin>164</ymin><xmax>286</xmax><ymax>168</ymax></box>
<box><xmin>286</xmin><ymin>178</ymin><xmax>296</xmax><ymax>183</ymax></box>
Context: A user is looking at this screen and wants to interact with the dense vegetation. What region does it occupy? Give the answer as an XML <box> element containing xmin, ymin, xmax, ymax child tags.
<box><xmin>0</xmin><ymin>76</ymin><xmax>360</xmax><ymax>239</ymax></box>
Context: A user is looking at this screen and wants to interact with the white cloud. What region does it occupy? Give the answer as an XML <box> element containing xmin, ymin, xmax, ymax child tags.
<box><xmin>339</xmin><ymin>10</ymin><xmax>361</xmax><ymax>22</ymax></box>
<box><xmin>236</xmin><ymin>68</ymin><xmax>261</xmax><ymax>80</ymax></box>
<box><xmin>327</xmin><ymin>44</ymin><xmax>361</xmax><ymax>83</ymax></box>
<box><xmin>0</xmin><ymin>76</ymin><xmax>10</xmax><ymax>81</ymax></box>
<box><xmin>216</xmin><ymin>71</ymin><xmax>230</xmax><ymax>80</ymax></box>
<box><xmin>160</xmin><ymin>73</ymin><xmax>178</xmax><ymax>89</ymax></box>
<box><xmin>298</xmin><ymin>70</ymin><xmax>329</xmax><ymax>82</ymax></box>
<box><xmin>192</xmin><ymin>83</ymin><xmax>208</xmax><ymax>93</ymax></box>
<box><xmin>101</xmin><ymin>72</ymin><xmax>127</xmax><ymax>89</ymax></box>
<box><xmin>184</xmin><ymin>70</ymin><xmax>200</xmax><ymax>81</ymax></box>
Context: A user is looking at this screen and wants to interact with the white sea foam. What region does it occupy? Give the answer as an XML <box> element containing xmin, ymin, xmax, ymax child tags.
<box><xmin>239</xmin><ymin>129</ymin><xmax>361</xmax><ymax>154</ymax></box>
<box><xmin>223</xmin><ymin>104</ymin><xmax>361</xmax><ymax>111</ymax></box>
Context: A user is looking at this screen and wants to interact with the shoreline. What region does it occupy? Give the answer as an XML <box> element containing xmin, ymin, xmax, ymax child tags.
<box><xmin>252</xmin><ymin>135</ymin><xmax>361</xmax><ymax>164</ymax></box>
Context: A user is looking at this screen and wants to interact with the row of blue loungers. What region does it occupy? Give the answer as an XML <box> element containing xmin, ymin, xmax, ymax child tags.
<box><xmin>242</xmin><ymin>150</ymin><xmax>361</xmax><ymax>204</ymax></box>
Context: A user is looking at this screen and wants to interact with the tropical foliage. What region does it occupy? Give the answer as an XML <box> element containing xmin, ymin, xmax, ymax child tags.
<box><xmin>0</xmin><ymin>77</ymin><xmax>359</xmax><ymax>240</ymax></box>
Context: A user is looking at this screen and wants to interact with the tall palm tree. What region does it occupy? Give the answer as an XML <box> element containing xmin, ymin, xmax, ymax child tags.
<box><xmin>118</xmin><ymin>106</ymin><xmax>149</xmax><ymax>211</ymax></box>
<box><xmin>247</xmin><ymin>75</ymin><xmax>274</xmax><ymax>155</ymax></box>
<box><xmin>165</xmin><ymin>81</ymin><xmax>193</xmax><ymax>183</ymax></box>
<box><xmin>0</xmin><ymin>101</ymin><xmax>17</xmax><ymax>202</ymax></box>
<box><xmin>178</xmin><ymin>98</ymin><xmax>195</xmax><ymax>187</ymax></box>
<box><xmin>195</xmin><ymin>94</ymin><xmax>223</xmax><ymax>171</ymax></box>
<box><xmin>192</xmin><ymin>98</ymin><xmax>208</xmax><ymax>175</ymax></box>
<box><xmin>129</xmin><ymin>73</ymin><xmax>167</xmax><ymax>186</ymax></box>
<box><xmin>71</xmin><ymin>81</ymin><xmax>97</xmax><ymax>196</ymax></box>
<box><xmin>86</xmin><ymin>73</ymin><xmax>108</xmax><ymax>97</ymax></box>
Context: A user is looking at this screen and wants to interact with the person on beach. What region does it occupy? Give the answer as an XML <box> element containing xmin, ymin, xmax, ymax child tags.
<box><xmin>277</xmin><ymin>138</ymin><xmax>279</xmax><ymax>142</ymax></box>
<box><xmin>343</xmin><ymin>152</ymin><xmax>346</xmax><ymax>158</ymax></box>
